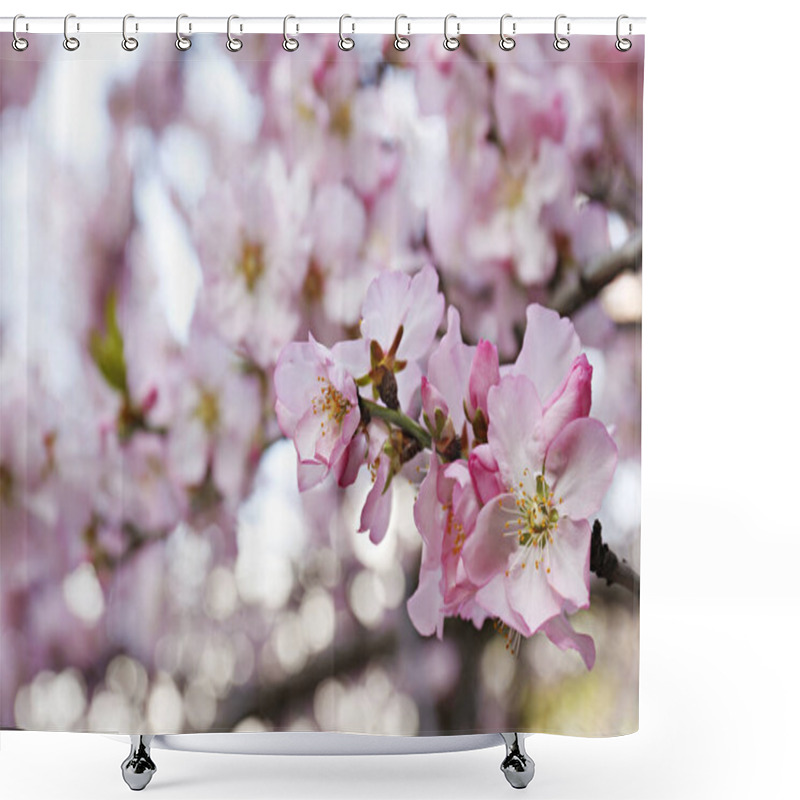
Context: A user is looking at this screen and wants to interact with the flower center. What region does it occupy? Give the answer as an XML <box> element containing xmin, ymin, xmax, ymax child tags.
<box><xmin>330</xmin><ymin>101</ymin><xmax>353</xmax><ymax>139</ymax></box>
<box><xmin>194</xmin><ymin>388</ymin><xmax>220</xmax><ymax>433</ymax></box>
<box><xmin>237</xmin><ymin>240</ymin><xmax>266</xmax><ymax>293</ymax></box>
<box><xmin>501</xmin><ymin>171</ymin><xmax>527</xmax><ymax>209</ymax></box>
<box><xmin>312</xmin><ymin>377</ymin><xmax>352</xmax><ymax>435</ymax></box>
<box><xmin>500</xmin><ymin>469</ymin><xmax>562</xmax><ymax>574</ymax></box>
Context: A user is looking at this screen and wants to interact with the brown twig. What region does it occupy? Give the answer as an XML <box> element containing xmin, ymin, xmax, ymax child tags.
<box><xmin>551</xmin><ymin>230</ymin><xmax>642</xmax><ymax>317</ymax></box>
<box><xmin>590</xmin><ymin>519</ymin><xmax>640</xmax><ymax>595</ymax></box>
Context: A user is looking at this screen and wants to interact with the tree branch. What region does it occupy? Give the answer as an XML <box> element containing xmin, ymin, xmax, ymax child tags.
<box><xmin>551</xmin><ymin>230</ymin><xmax>642</xmax><ymax>317</ymax></box>
<box><xmin>590</xmin><ymin>519</ymin><xmax>640</xmax><ymax>595</ymax></box>
<box><xmin>212</xmin><ymin>630</ymin><xmax>398</xmax><ymax>731</ymax></box>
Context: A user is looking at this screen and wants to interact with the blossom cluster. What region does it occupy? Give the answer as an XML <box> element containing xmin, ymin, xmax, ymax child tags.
<box><xmin>275</xmin><ymin>266</ymin><xmax>617</xmax><ymax>667</ymax></box>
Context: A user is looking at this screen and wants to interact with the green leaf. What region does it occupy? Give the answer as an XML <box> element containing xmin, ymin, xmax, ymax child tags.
<box><xmin>89</xmin><ymin>293</ymin><xmax>128</xmax><ymax>395</ymax></box>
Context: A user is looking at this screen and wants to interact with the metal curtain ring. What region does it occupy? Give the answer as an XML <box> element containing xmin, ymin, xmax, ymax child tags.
<box><xmin>63</xmin><ymin>13</ymin><xmax>80</xmax><ymax>51</ymax></box>
<box><xmin>443</xmin><ymin>14</ymin><xmax>460</xmax><ymax>51</ymax></box>
<box><xmin>394</xmin><ymin>15</ymin><xmax>410</xmax><ymax>51</ymax></box>
<box><xmin>553</xmin><ymin>14</ymin><xmax>570</xmax><ymax>51</ymax></box>
<box><xmin>12</xmin><ymin>14</ymin><xmax>28</xmax><ymax>51</ymax></box>
<box><xmin>499</xmin><ymin>14</ymin><xmax>516</xmax><ymax>51</ymax></box>
<box><xmin>227</xmin><ymin>15</ymin><xmax>243</xmax><ymax>51</ymax></box>
<box><xmin>338</xmin><ymin>14</ymin><xmax>355</xmax><ymax>50</ymax></box>
<box><xmin>616</xmin><ymin>14</ymin><xmax>632</xmax><ymax>51</ymax></box>
<box><xmin>122</xmin><ymin>14</ymin><xmax>139</xmax><ymax>51</ymax></box>
<box><xmin>176</xmin><ymin>14</ymin><xmax>191</xmax><ymax>50</ymax></box>
<box><xmin>283</xmin><ymin>15</ymin><xmax>299</xmax><ymax>51</ymax></box>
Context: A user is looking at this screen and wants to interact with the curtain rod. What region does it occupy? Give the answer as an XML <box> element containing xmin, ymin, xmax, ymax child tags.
<box><xmin>0</xmin><ymin>16</ymin><xmax>645</xmax><ymax>37</ymax></box>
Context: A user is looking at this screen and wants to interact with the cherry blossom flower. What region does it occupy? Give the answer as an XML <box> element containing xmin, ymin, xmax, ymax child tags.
<box><xmin>359</xmin><ymin>264</ymin><xmax>445</xmax><ymax>412</ymax></box>
<box><xmin>462</xmin><ymin>374</ymin><xmax>617</xmax><ymax>661</ymax></box>
<box><xmin>192</xmin><ymin>148</ymin><xmax>312</xmax><ymax>369</ymax></box>
<box><xmin>275</xmin><ymin>336</ymin><xmax>365</xmax><ymax>491</ymax></box>
<box><xmin>360</xmin><ymin>265</ymin><xmax>445</xmax><ymax>363</ymax></box>
<box><xmin>406</xmin><ymin>455</ymin><xmax>485</xmax><ymax>638</ymax></box>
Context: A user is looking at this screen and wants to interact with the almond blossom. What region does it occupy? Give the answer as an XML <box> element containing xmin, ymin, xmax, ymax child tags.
<box><xmin>274</xmin><ymin>336</ymin><xmax>365</xmax><ymax>491</ymax></box>
<box><xmin>461</xmin><ymin>374</ymin><xmax>617</xmax><ymax>665</ymax></box>
<box><xmin>406</xmin><ymin>454</ymin><xmax>487</xmax><ymax>638</ymax></box>
<box><xmin>407</xmin><ymin>304</ymin><xmax>603</xmax><ymax>660</ymax></box>
<box><xmin>359</xmin><ymin>264</ymin><xmax>445</xmax><ymax>411</ymax></box>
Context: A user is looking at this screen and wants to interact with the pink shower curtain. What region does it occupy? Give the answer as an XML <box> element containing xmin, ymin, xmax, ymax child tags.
<box><xmin>0</xmin><ymin>29</ymin><xmax>642</xmax><ymax>737</ymax></box>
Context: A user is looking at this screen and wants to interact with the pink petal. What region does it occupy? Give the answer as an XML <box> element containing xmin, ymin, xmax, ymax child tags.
<box><xmin>542</xmin><ymin>613</ymin><xmax>596</xmax><ymax>670</ymax></box>
<box><xmin>427</xmin><ymin>307</ymin><xmax>475</xmax><ymax>430</ymax></box>
<box><xmin>359</xmin><ymin>455</ymin><xmax>392</xmax><ymax>544</ymax></box>
<box><xmin>297</xmin><ymin>461</ymin><xmax>328</xmax><ymax>492</ymax></box>
<box><xmin>457</xmin><ymin>598</ymin><xmax>491</xmax><ymax>630</ymax></box>
<box><xmin>331</xmin><ymin>338</ymin><xmax>370</xmax><ymax>379</ymax></box>
<box><xmin>545</xmin><ymin>517</ymin><xmax>591</xmax><ymax>610</ymax></box>
<box><xmin>514</xmin><ymin>304</ymin><xmax>581</xmax><ymax>400</ymax></box>
<box><xmin>468</xmin><ymin>339</ymin><xmax>500</xmax><ymax>418</ymax></box>
<box><xmin>407</xmin><ymin>568</ymin><xmax>444</xmax><ymax>638</ymax></box>
<box><xmin>421</xmin><ymin>376</ymin><xmax>449</xmax><ymax>424</ymax></box>
<box><xmin>395</xmin><ymin>361</ymin><xmax>423</xmax><ymax>417</ymax></box>
<box><xmin>468</xmin><ymin>444</ymin><xmax>504</xmax><ymax>506</ymax></box>
<box><xmin>486</xmin><ymin>375</ymin><xmax>545</xmax><ymax>486</ymax></box>
<box><xmin>450</xmin><ymin>466</ymin><xmax>480</xmax><ymax>537</ymax></box>
<box><xmin>504</xmin><ymin>559</ymin><xmax>563</xmax><ymax>637</ymax></box>
<box><xmin>474</xmin><ymin>574</ymin><xmax>529</xmax><ymax>635</ymax></box>
<box><xmin>360</xmin><ymin>265</ymin><xmax>444</xmax><ymax>364</ymax></box>
<box><xmin>461</xmin><ymin>494</ymin><xmax>519</xmax><ymax>587</ymax></box>
<box><xmin>398</xmin><ymin>265</ymin><xmax>445</xmax><ymax>361</ymax></box>
<box><xmin>294</xmin><ymin>407</ymin><xmax>323</xmax><ymax>463</ymax></box>
<box><xmin>361</xmin><ymin>270</ymin><xmax>412</xmax><ymax>348</ymax></box>
<box><xmin>413</xmin><ymin>457</ymin><xmax>445</xmax><ymax>559</ymax></box>
<box><xmin>545</xmin><ymin>418</ymin><xmax>618</xmax><ymax>520</ymax></box>
<box><xmin>274</xmin><ymin>341</ymin><xmax>320</xmax><ymax>433</ymax></box>
<box><xmin>542</xmin><ymin>354</ymin><xmax>592</xmax><ymax>444</ymax></box>
<box><xmin>335</xmin><ymin>431</ymin><xmax>367</xmax><ymax>487</ymax></box>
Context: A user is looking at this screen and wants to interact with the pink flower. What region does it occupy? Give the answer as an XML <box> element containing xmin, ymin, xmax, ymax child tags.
<box><xmin>407</xmin><ymin>455</ymin><xmax>483</xmax><ymax>637</ymax></box>
<box><xmin>360</xmin><ymin>265</ymin><xmax>445</xmax><ymax>411</ymax></box>
<box><xmin>462</xmin><ymin>374</ymin><xmax>617</xmax><ymax>663</ymax></box>
<box><xmin>360</xmin><ymin>264</ymin><xmax>445</xmax><ymax>364</ymax></box>
<box><xmin>274</xmin><ymin>335</ymin><xmax>365</xmax><ymax>491</ymax></box>
<box><xmin>359</xmin><ymin>453</ymin><xmax>392</xmax><ymax>545</ymax></box>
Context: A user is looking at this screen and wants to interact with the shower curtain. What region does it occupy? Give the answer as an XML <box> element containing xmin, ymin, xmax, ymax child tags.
<box><xmin>0</xmin><ymin>29</ymin><xmax>643</xmax><ymax>738</ymax></box>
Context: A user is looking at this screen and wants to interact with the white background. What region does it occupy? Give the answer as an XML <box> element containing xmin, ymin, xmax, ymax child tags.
<box><xmin>2</xmin><ymin>1</ymin><xmax>798</xmax><ymax>798</ymax></box>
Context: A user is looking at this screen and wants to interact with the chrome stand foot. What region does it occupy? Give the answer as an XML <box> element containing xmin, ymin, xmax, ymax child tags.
<box><xmin>500</xmin><ymin>733</ymin><xmax>535</xmax><ymax>789</ymax></box>
<box><xmin>121</xmin><ymin>735</ymin><xmax>157</xmax><ymax>791</ymax></box>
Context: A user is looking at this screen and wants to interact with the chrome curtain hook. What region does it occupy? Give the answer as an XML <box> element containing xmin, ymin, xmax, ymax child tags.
<box><xmin>615</xmin><ymin>14</ymin><xmax>632</xmax><ymax>51</ymax></box>
<box><xmin>283</xmin><ymin>15</ymin><xmax>299</xmax><ymax>51</ymax></box>
<box><xmin>394</xmin><ymin>14</ymin><xmax>410</xmax><ymax>51</ymax></box>
<box><xmin>63</xmin><ymin>13</ymin><xmax>80</xmax><ymax>51</ymax></box>
<box><xmin>227</xmin><ymin>15</ymin><xmax>243</xmax><ymax>51</ymax></box>
<box><xmin>553</xmin><ymin>14</ymin><xmax>570</xmax><ymax>52</ymax></box>
<box><xmin>338</xmin><ymin>14</ymin><xmax>355</xmax><ymax>50</ymax></box>
<box><xmin>443</xmin><ymin>14</ymin><xmax>460</xmax><ymax>51</ymax></box>
<box><xmin>176</xmin><ymin>14</ymin><xmax>192</xmax><ymax>51</ymax></box>
<box><xmin>499</xmin><ymin>14</ymin><xmax>516</xmax><ymax>51</ymax></box>
<box><xmin>12</xmin><ymin>14</ymin><xmax>29</xmax><ymax>52</ymax></box>
<box><xmin>122</xmin><ymin>14</ymin><xmax>139</xmax><ymax>51</ymax></box>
